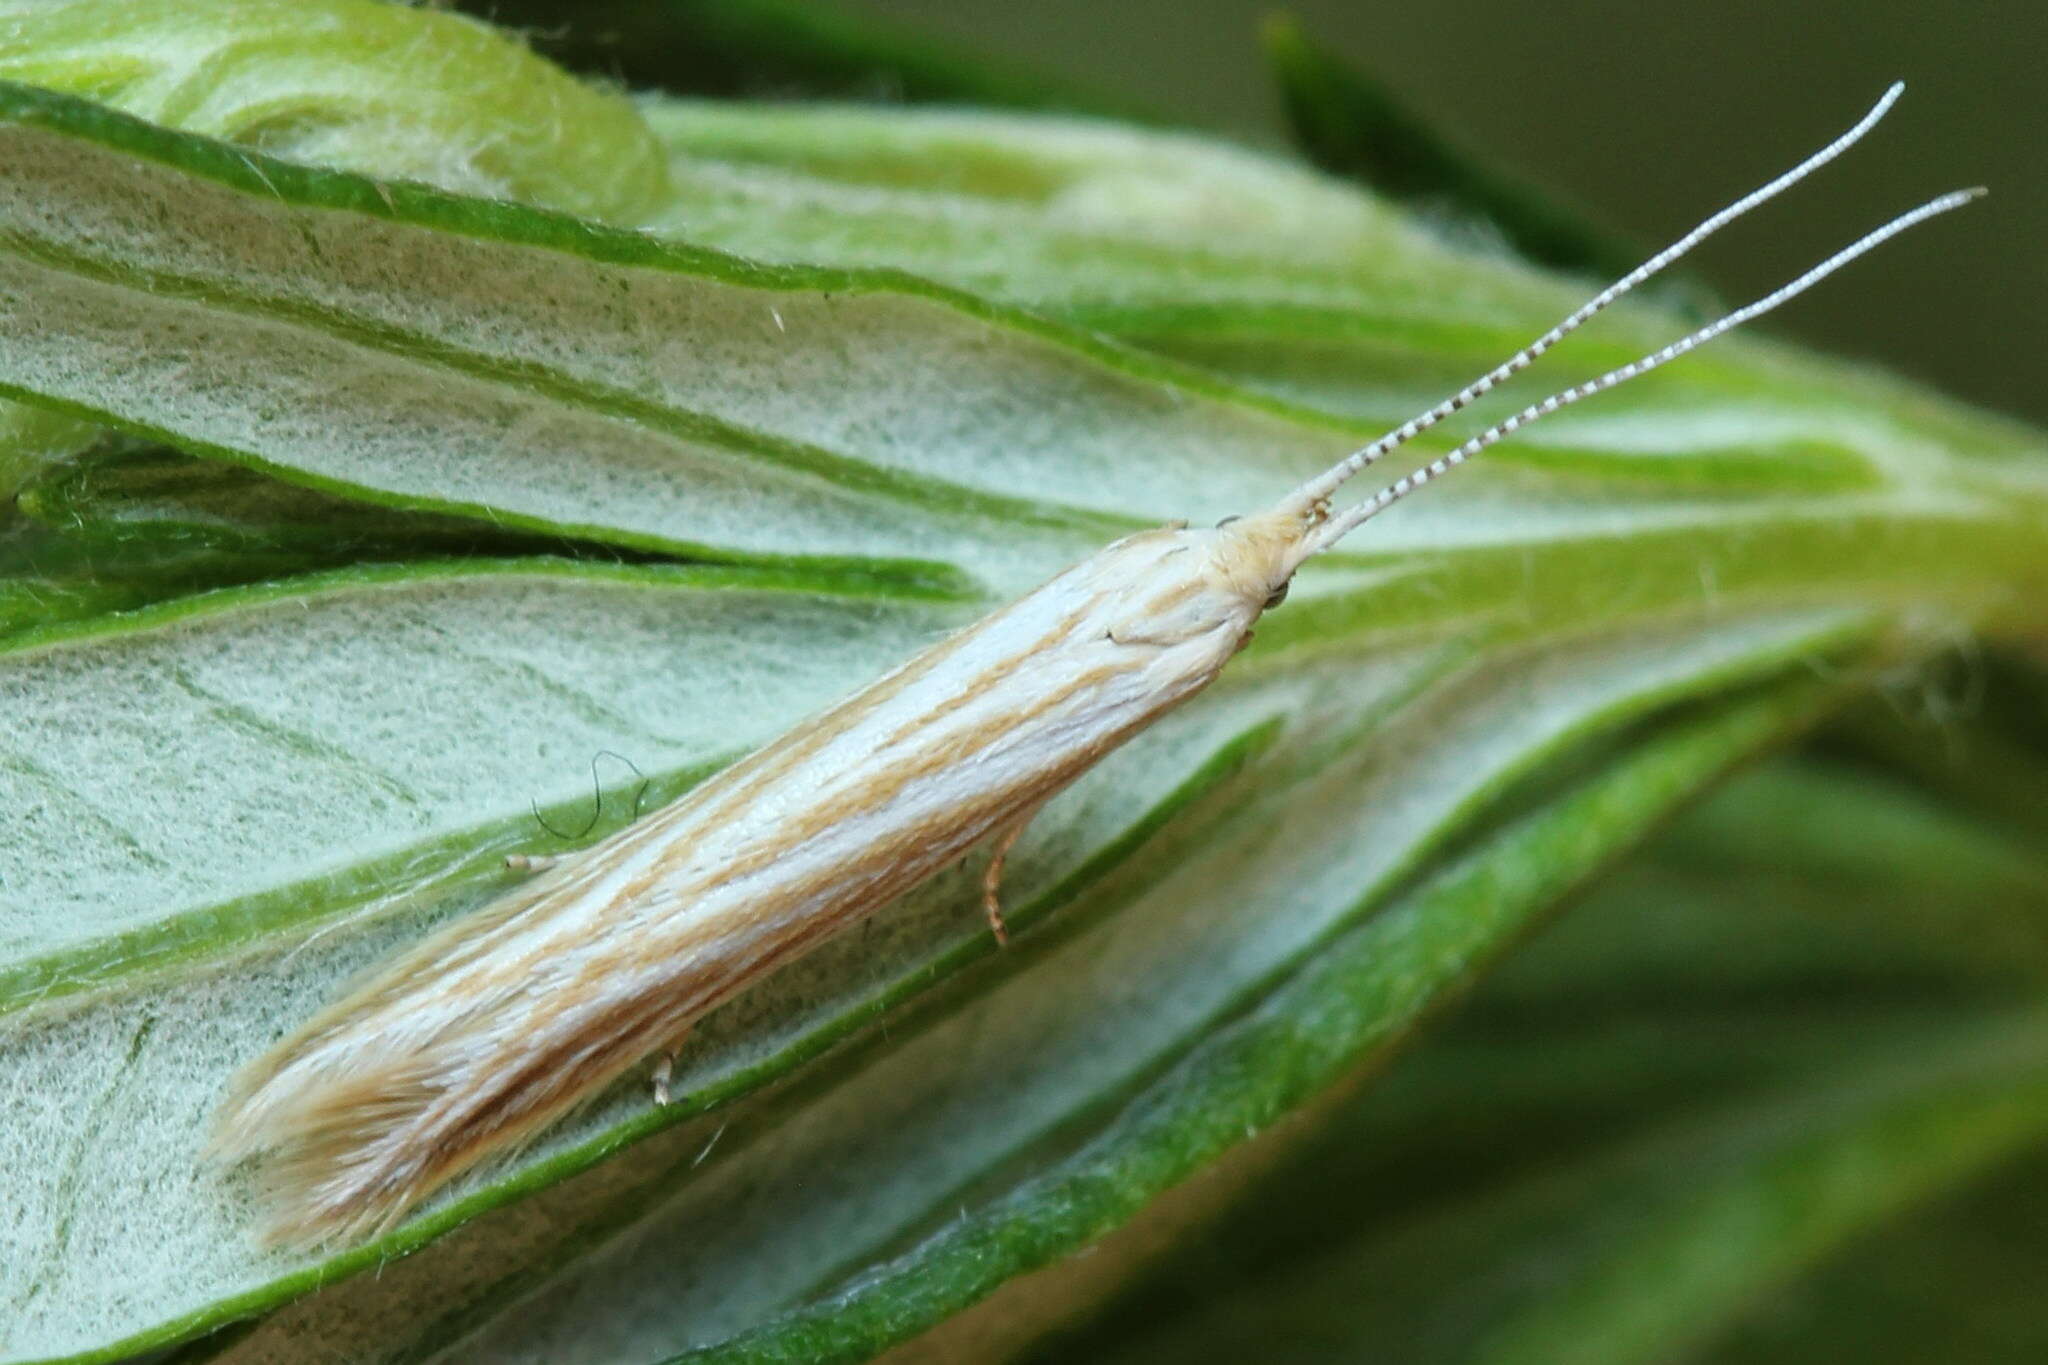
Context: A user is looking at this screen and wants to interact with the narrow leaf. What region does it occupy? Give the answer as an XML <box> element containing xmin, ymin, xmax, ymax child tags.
<box><xmin>459</xmin><ymin>0</ymin><xmax>1155</xmax><ymax>122</ymax></box>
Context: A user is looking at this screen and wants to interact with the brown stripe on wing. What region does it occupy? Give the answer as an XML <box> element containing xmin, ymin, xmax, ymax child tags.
<box><xmin>673</xmin><ymin>599</ymin><xmax>1015</xmax><ymax>836</ymax></box>
<box><xmin>871</xmin><ymin>594</ymin><xmax>1103</xmax><ymax>751</ymax></box>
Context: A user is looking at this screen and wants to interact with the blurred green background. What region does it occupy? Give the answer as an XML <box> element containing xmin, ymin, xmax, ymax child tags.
<box><xmin>845</xmin><ymin>0</ymin><xmax>2043</xmax><ymax>427</ymax></box>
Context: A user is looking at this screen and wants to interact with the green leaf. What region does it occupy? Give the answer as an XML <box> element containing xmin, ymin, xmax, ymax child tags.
<box><xmin>1698</xmin><ymin>1144</ymin><xmax>2048</xmax><ymax>1363</ymax></box>
<box><xmin>629</xmin><ymin>92</ymin><xmax>1672</xmax><ymax>420</ymax></box>
<box><xmin>0</xmin><ymin>401</ymin><xmax>97</xmax><ymax>496</ymax></box>
<box><xmin>1021</xmin><ymin>749</ymin><xmax>2048</xmax><ymax>1365</ymax></box>
<box><xmin>457</xmin><ymin>0</ymin><xmax>1156</xmax><ymax>122</ymax></box>
<box><xmin>1487</xmin><ymin>757</ymin><xmax>2048</xmax><ymax>1001</ymax></box>
<box><xmin>9</xmin><ymin>445</ymin><xmax>586</xmax><ymax>603</ymax></box>
<box><xmin>542</xmin><ymin>88</ymin><xmax>2040</xmax><ymax>453</ymax></box>
<box><xmin>1037</xmin><ymin>1002</ymin><xmax>2048</xmax><ymax>1365</ymax></box>
<box><xmin>630</xmin><ymin>92</ymin><xmax>1728</xmax><ymax>424</ymax></box>
<box><xmin>0</xmin><ymin>0</ymin><xmax>669</xmax><ymax>223</ymax></box>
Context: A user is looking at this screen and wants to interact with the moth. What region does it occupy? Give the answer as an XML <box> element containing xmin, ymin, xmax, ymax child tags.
<box><xmin>212</xmin><ymin>84</ymin><xmax>1976</xmax><ymax>1245</ymax></box>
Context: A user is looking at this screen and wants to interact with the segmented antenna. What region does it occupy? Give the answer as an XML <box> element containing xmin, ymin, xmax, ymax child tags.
<box><xmin>1281</xmin><ymin>81</ymin><xmax>1909</xmax><ymax>521</ymax></box>
<box><xmin>1302</xmin><ymin>186</ymin><xmax>1983</xmax><ymax>554</ymax></box>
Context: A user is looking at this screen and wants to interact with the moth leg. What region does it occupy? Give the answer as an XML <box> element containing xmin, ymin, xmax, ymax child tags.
<box><xmin>982</xmin><ymin>801</ymin><xmax>1047</xmax><ymax>948</ymax></box>
<box><xmin>652</xmin><ymin>1027</ymin><xmax>695</xmax><ymax>1106</ymax></box>
<box><xmin>504</xmin><ymin>852</ymin><xmax>559</xmax><ymax>874</ymax></box>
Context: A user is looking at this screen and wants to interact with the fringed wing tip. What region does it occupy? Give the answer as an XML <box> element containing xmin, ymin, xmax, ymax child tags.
<box><xmin>253</xmin><ymin>1152</ymin><xmax>424</xmax><ymax>1249</ymax></box>
<box><xmin>203</xmin><ymin>1068</ymin><xmax>282</xmax><ymax>1166</ymax></box>
<box><xmin>206</xmin><ymin>1053</ymin><xmax>451</xmax><ymax>1247</ymax></box>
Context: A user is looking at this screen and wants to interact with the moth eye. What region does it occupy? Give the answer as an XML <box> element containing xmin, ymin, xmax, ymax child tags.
<box><xmin>1263</xmin><ymin>582</ymin><xmax>1291</xmax><ymax>610</ymax></box>
<box><xmin>1214</xmin><ymin>514</ymin><xmax>1241</xmax><ymax>528</ymax></box>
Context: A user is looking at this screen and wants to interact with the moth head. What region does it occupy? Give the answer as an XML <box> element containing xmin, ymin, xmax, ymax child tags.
<box><xmin>1204</xmin><ymin>504</ymin><xmax>1318</xmax><ymax>617</ymax></box>
<box><xmin>1081</xmin><ymin>516</ymin><xmax>1307</xmax><ymax>655</ymax></box>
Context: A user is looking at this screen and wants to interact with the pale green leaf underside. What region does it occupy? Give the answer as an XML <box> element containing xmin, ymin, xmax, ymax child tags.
<box><xmin>0</xmin><ymin>534</ymin><xmax>1866</xmax><ymax>1361</ymax></box>
<box><xmin>627</xmin><ymin>96</ymin><xmax>2045</xmax><ymax>455</ymax></box>
<box><xmin>1</xmin><ymin>83</ymin><xmax>2042</xmax><ymax>604</ymax></box>
<box><xmin>0</xmin><ymin>0</ymin><xmax>672</xmax><ymax>495</ymax></box>
<box><xmin>0</xmin><ymin>560</ymin><xmax>957</xmax><ymax>1010</ymax></box>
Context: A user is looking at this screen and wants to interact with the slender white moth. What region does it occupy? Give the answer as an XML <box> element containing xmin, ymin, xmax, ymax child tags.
<box><xmin>212</xmin><ymin>84</ymin><xmax>1978</xmax><ymax>1245</ymax></box>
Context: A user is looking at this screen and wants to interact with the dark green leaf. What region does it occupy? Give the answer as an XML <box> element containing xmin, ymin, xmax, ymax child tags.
<box><xmin>1263</xmin><ymin>15</ymin><xmax>1666</xmax><ymax>290</ymax></box>
<box><xmin>462</xmin><ymin>0</ymin><xmax>1156</xmax><ymax>121</ymax></box>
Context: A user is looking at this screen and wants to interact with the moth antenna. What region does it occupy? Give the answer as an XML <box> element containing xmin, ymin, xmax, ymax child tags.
<box><xmin>1302</xmin><ymin>186</ymin><xmax>1985</xmax><ymax>554</ymax></box>
<box><xmin>1279</xmin><ymin>81</ymin><xmax>1906</xmax><ymax>519</ymax></box>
